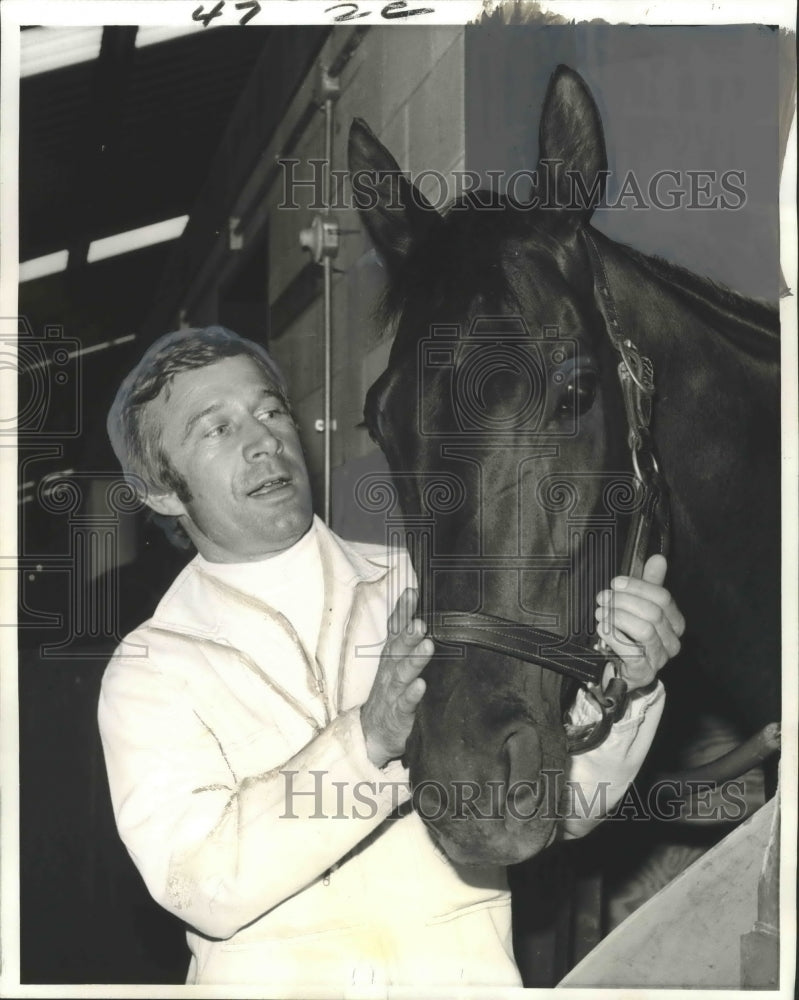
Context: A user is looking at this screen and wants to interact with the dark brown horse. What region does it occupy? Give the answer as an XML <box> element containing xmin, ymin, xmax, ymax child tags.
<box><xmin>348</xmin><ymin>66</ymin><xmax>780</xmax><ymax>867</ymax></box>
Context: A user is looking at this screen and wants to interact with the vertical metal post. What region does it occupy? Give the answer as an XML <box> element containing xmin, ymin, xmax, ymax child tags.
<box><xmin>323</xmin><ymin>91</ymin><xmax>334</xmax><ymax>525</ymax></box>
<box><xmin>298</xmin><ymin>66</ymin><xmax>340</xmax><ymax>525</ymax></box>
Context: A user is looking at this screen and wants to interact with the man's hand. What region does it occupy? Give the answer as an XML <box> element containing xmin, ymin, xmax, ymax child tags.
<box><xmin>361</xmin><ymin>588</ymin><xmax>433</xmax><ymax>768</ymax></box>
<box><xmin>595</xmin><ymin>554</ymin><xmax>686</xmax><ymax>691</ymax></box>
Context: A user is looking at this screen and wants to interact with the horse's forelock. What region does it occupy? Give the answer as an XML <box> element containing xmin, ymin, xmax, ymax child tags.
<box><xmin>377</xmin><ymin>196</ymin><xmax>533</xmax><ymax>332</ymax></box>
<box><xmin>374</xmin><ymin>200</ymin><xmax>604</xmax><ymax>396</ymax></box>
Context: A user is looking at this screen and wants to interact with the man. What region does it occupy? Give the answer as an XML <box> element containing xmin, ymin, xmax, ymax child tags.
<box><xmin>99</xmin><ymin>326</ymin><xmax>684</xmax><ymax>989</ymax></box>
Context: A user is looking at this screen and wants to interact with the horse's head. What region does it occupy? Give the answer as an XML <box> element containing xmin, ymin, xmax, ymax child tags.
<box><xmin>349</xmin><ymin>67</ymin><xmax>634</xmax><ymax>865</ymax></box>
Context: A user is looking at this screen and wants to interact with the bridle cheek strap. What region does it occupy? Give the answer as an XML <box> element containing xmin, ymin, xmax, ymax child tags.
<box><xmin>561</xmin><ymin>229</ymin><xmax>671</xmax><ymax>752</ymax></box>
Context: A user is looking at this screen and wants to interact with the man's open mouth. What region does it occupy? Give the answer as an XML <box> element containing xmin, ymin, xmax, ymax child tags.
<box><xmin>247</xmin><ymin>477</ymin><xmax>291</xmax><ymax>497</ymax></box>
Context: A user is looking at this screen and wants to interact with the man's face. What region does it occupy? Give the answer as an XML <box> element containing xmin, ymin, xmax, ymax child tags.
<box><xmin>145</xmin><ymin>354</ymin><xmax>314</xmax><ymax>562</ymax></box>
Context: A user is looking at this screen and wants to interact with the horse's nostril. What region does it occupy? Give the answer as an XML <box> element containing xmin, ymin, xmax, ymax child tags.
<box><xmin>507</xmin><ymin>777</ymin><xmax>539</xmax><ymax>818</ymax></box>
<box><xmin>503</xmin><ymin>725</ymin><xmax>545</xmax><ymax>820</ymax></box>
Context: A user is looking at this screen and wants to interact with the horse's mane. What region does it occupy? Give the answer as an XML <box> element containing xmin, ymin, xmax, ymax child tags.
<box><xmin>609</xmin><ymin>238</ymin><xmax>780</xmax><ymax>362</ymax></box>
<box><xmin>376</xmin><ymin>191</ymin><xmax>780</xmax><ymax>367</ymax></box>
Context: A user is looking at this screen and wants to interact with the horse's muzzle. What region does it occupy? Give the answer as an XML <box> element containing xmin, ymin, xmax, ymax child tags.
<box><xmin>411</xmin><ymin>721</ymin><xmax>565</xmax><ymax>867</ymax></box>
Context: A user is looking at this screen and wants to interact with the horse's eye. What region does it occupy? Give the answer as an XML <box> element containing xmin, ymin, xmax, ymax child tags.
<box><xmin>558</xmin><ymin>372</ymin><xmax>598</xmax><ymax>416</ymax></box>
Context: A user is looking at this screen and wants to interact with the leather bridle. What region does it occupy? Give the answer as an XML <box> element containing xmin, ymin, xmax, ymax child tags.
<box><xmin>424</xmin><ymin>228</ymin><xmax>671</xmax><ymax>755</ymax></box>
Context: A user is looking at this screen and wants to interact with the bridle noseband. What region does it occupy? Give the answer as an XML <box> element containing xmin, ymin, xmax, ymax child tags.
<box><xmin>425</xmin><ymin>228</ymin><xmax>671</xmax><ymax>755</ymax></box>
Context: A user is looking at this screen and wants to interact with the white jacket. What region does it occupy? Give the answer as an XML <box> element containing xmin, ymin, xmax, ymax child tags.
<box><xmin>98</xmin><ymin>516</ymin><xmax>663</xmax><ymax>991</ymax></box>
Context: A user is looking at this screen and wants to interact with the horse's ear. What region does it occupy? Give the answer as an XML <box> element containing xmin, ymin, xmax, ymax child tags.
<box><xmin>348</xmin><ymin>118</ymin><xmax>442</xmax><ymax>272</ymax></box>
<box><xmin>537</xmin><ymin>65</ymin><xmax>608</xmax><ymax>227</ymax></box>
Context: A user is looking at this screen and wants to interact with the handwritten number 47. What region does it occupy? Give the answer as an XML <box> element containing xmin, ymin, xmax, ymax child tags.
<box><xmin>192</xmin><ymin>1</ymin><xmax>261</xmax><ymax>28</ymax></box>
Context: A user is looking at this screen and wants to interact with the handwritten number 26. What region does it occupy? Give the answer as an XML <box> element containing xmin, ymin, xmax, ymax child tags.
<box><xmin>381</xmin><ymin>2</ymin><xmax>435</xmax><ymax>17</ymax></box>
<box><xmin>325</xmin><ymin>3</ymin><xmax>369</xmax><ymax>20</ymax></box>
<box><xmin>326</xmin><ymin>2</ymin><xmax>434</xmax><ymax>21</ymax></box>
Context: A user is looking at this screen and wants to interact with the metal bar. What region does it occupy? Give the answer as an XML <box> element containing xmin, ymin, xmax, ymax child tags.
<box><xmin>323</xmin><ymin>92</ymin><xmax>334</xmax><ymax>525</ymax></box>
<box><xmin>323</xmin><ymin>255</ymin><xmax>332</xmax><ymax>525</ymax></box>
